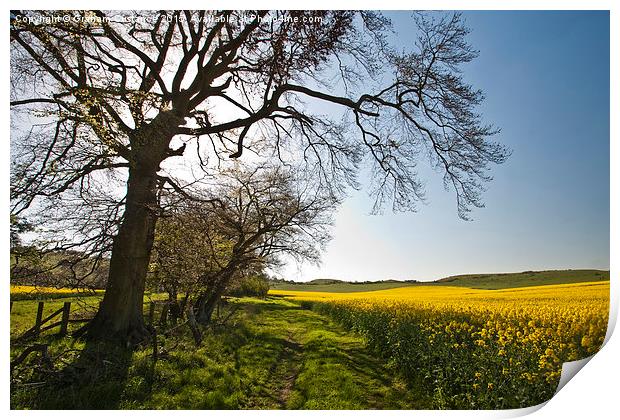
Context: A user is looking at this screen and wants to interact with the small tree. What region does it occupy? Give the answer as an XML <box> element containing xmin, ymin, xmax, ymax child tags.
<box><xmin>148</xmin><ymin>197</ymin><xmax>234</xmax><ymax>321</ymax></box>
<box><xmin>152</xmin><ymin>165</ymin><xmax>337</xmax><ymax>328</ymax></box>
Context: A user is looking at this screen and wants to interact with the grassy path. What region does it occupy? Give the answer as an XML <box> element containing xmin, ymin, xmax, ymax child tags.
<box><xmin>11</xmin><ymin>297</ymin><xmax>422</xmax><ymax>409</ymax></box>
<box><xmin>238</xmin><ymin>297</ymin><xmax>421</xmax><ymax>409</ymax></box>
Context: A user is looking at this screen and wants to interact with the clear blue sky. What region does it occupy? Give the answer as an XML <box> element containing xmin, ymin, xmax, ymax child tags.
<box><xmin>279</xmin><ymin>10</ymin><xmax>610</xmax><ymax>282</ymax></box>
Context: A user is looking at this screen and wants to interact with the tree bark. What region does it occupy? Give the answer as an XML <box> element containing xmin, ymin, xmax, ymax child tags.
<box><xmin>186</xmin><ymin>304</ymin><xmax>202</xmax><ymax>346</ymax></box>
<box><xmin>167</xmin><ymin>288</ymin><xmax>180</xmax><ymax>324</ymax></box>
<box><xmin>196</xmin><ymin>274</ymin><xmax>231</xmax><ymax>325</ymax></box>
<box><xmin>86</xmin><ymin>111</ymin><xmax>184</xmax><ymax>346</ymax></box>
<box><xmin>86</xmin><ymin>165</ymin><xmax>159</xmax><ymax>345</ymax></box>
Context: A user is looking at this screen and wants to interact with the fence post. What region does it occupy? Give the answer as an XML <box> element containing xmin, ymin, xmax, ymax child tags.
<box><xmin>10</xmin><ymin>301</ymin><xmax>13</xmax><ymax>312</ymax></box>
<box><xmin>34</xmin><ymin>302</ymin><xmax>44</xmax><ymax>338</ymax></box>
<box><xmin>159</xmin><ymin>303</ymin><xmax>169</xmax><ymax>326</ymax></box>
<box><xmin>148</xmin><ymin>302</ymin><xmax>155</xmax><ymax>326</ymax></box>
<box><xmin>59</xmin><ymin>302</ymin><xmax>71</xmax><ymax>336</ymax></box>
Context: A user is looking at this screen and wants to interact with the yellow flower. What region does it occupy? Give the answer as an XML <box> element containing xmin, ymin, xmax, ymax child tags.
<box><xmin>272</xmin><ymin>279</ymin><xmax>610</xmax><ymax>398</ymax></box>
<box><xmin>581</xmin><ymin>336</ymin><xmax>592</xmax><ymax>348</ymax></box>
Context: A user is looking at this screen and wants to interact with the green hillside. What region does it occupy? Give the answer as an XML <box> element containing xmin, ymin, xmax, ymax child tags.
<box><xmin>433</xmin><ymin>269</ymin><xmax>609</xmax><ymax>289</ymax></box>
<box><xmin>269</xmin><ymin>279</ymin><xmax>418</xmax><ymax>292</ymax></box>
<box><xmin>270</xmin><ymin>270</ymin><xmax>610</xmax><ymax>292</ymax></box>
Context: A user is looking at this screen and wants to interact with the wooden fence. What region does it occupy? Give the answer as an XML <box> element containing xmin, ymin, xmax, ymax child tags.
<box><xmin>10</xmin><ymin>299</ymin><xmax>227</xmax><ymax>342</ymax></box>
<box><xmin>10</xmin><ymin>301</ymin><xmax>95</xmax><ymax>340</ymax></box>
<box><xmin>10</xmin><ymin>300</ymin><xmax>172</xmax><ymax>341</ymax></box>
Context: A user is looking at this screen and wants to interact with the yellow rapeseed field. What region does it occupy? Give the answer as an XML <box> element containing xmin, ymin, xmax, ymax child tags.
<box><xmin>10</xmin><ymin>285</ymin><xmax>76</xmax><ymax>295</ymax></box>
<box><xmin>271</xmin><ymin>281</ymin><xmax>609</xmax><ymax>408</ymax></box>
<box><xmin>9</xmin><ymin>285</ymin><xmax>101</xmax><ymax>300</ymax></box>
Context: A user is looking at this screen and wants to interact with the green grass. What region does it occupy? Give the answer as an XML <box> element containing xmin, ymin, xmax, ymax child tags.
<box><xmin>10</xmin><ymin>296</ymin><xmax>423</xmax><ymax>409</ymax></box>
<box><xmin>270</xmin><ymin>269</ymin><xmax>610</xmax><ymax>292</ymax></box>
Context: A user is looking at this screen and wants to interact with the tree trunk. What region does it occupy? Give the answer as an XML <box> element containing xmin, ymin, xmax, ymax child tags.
<box><xmin>196</xmin><ymin>275</ymin><xmax>231</xmax><ymax>325</ymax></box>
<box><xmin>86</xmin><ymin>166</ymin><xmax>159</xmax><ymax>345</ymax></box>
<box><xmin>168</xmin><ymin>288</ymin><xmax>180</xmax><ymax>324</ymax></box>
<box><xmin>84</xmin><ymin>111</ymin><xmax>185</xmax><ymax>346</ymax></box>
<box><xmin>179</xmin><ymin>294</ymin><xmax>189</xmax><ymax>318</ymax></box>
<box><xmin>196</xmin><ymin>294</ymin><xmax>219</xmax><ymax>325</ymax></box>
<box><xmin>186</xmin><ymin>304</ymin><xmax>202</xmax><ymax>346</ymax></box>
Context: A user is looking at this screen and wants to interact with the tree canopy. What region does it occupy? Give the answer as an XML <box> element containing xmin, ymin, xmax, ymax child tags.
<box><xmin>10</xmin><ymin>10</ymin><xmax>509</xmax><ymax>343</ymax></box>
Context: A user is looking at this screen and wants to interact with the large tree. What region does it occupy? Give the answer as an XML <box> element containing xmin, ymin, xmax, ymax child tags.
<box><xmin>10</xmin><ymin>10</ymin><xmax>509</xmax><ymax>344</ymax></box>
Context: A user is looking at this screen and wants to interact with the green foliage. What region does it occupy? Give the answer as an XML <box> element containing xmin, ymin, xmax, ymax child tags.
<box><xmin>149</xmin><ymin>208</ymin><xmax>234</xmax><ymax>295</ymax></box>
<box><xmin>227</xmin><ymin>275</ymin><xmax>270</xmax><ymax>298</ymax></box>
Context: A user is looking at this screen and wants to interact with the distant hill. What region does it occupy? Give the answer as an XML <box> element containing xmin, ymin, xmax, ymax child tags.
<box><xmin>307</xmin><ymin>279</ymin><xmax>346</xmax><ymax>285</ymax></box>
<box><xmin>269</xmin><ymin>269</ymin><xmax>609</xmax><ymax>293</ymax></box>
<box><xmin>269</xmin><ymin>278</ymin><xmax>418</xmax><ymax>292</ymax></box>
<box><xmin>432</xmin><ymin>269</ymin><xmax>609</xmax><ymax>290</ymax></box>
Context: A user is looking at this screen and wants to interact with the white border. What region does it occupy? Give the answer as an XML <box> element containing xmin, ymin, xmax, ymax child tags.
<box><xmin>2</xmin><ymin>2</ymin><xmax>617</xmax><ymax>419</ymax></box>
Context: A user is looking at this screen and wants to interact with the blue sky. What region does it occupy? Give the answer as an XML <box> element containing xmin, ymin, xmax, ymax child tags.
<box><xmin>280</xmin><ymin>10</ymin><xmax>610</xmax><ymax>282</ymax></box>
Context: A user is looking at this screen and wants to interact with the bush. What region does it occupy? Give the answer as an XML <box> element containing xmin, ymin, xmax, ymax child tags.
<box><xmin>227</xmin><ymin>275</ymin><xmax>269</xmax><ymax>298</ymax></box>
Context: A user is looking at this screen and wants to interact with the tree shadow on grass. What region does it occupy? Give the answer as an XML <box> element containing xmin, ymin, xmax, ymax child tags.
<box><xmin>21</xmin><ymin>339</ymin><xmax>136</xmax><ymax>409</ymax></box>
<box><xmin>11</xmin><ymin>298</ymin><xmax>423</xmax><ymax>410</ymax></box>
<box><xmin>237</xmin><ymin>300</ymin><xmax>425</xmax><ymax>409</ymax></box>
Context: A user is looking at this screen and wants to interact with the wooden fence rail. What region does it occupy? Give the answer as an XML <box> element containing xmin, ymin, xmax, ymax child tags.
<box><xmin>11</xmin><ymin>299</ymin><xmax>192</xmax><ymax>341</ymax></box>
<box><xmin>12</xmin><ymin>301</ymin><xmax>74</xmax><ymax>340</ymax></box>
<box><xmin>60</xmin><ymin>302</ymin><xmax>70</xmax><ymax>336</ymax></box>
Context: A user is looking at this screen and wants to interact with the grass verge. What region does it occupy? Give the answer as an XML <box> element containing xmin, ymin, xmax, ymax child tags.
<box><xmin>10</xmin><ymin>296</ymin><xmax>422</xmax><ymax>409</ymax></box>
